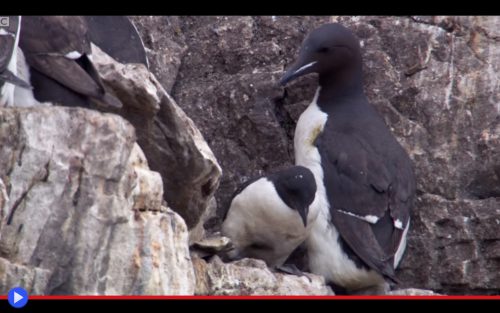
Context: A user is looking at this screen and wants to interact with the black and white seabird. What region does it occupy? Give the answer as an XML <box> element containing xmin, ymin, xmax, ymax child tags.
<box><xmin>222</xmin><ymin>166</ymin><xmax>317</xmax><ymax>268</ymax></box>
<box><xmin>0</xmin><ymin>16</ymin><xmax>31</xmax><ymax>107</ymax></box>
<box><xmin>280</xmin><ymin>23</ymin><xmax>415</xmax><ymax>294</ymax></box>
<box><xmin>18</xmin><ymin>16</ymin><xmax>122</xmax><ymax>108</ymax></box>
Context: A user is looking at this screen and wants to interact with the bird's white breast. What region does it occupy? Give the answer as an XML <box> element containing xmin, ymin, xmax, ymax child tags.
<box><xmin>13</xmin><ymin>48</ymin><xmax>43</xmax><ymax>107</ymax></box>
<box><xmin>294</xmin><ymin>87</ymin><xmax>328</xmax><ymax>225</ymax></box>
<box><xmin>222</xmin><ymin>178</ymin><xmax>309</xmax><ymax>267</ymax></box>
<box><xmin>394</xmin><ymin>218</ymin><xmax>410</xmax><ymax>268</ymax></box>
<box><xmin>294</xmin><ymin>87</ymin><xmax>385</xmax><ymax>290</ymax></box>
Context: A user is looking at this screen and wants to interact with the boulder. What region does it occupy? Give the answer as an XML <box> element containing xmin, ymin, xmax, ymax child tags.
<box><xmin>192</xmin><ymin>256</ymin><xmax>331</xmax><ymax>295</ymax></box>
<box><xmin>0</xmin><ymin>107</ymin><xmax>195</xmax><ymax>295</ymax></box>
<box><xmin>91</xmin><ymin>43</ymin><xmax>222</xmax><ymax>233</ymax></box>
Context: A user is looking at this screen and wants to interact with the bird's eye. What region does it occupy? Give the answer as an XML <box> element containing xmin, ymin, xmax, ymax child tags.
<box><xmin>318</xmin><ymin>47</ymin><xmax>329</xmax><ymax>53</ymax></box>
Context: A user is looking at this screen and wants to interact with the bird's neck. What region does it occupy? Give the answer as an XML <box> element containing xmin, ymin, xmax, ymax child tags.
<box><xmin>317</xmin><ymin>65</ymin><xmax>365</xmax><ymax>108</ymax></box>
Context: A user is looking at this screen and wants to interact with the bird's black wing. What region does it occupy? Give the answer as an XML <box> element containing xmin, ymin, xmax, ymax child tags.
<box><xmin>19</xmin><ymin>16</ymin><xmax>122</xmax><ymax>108</ymax></box>
<box><xmin>20</xmin><ymin>16</ymin><xmax>90</xmax><ymax>56</ymax></box>
<box><xmin>19</xmin><ymin>16</ymin><xmax>99</xmax><ymax>96</ymax></box>
<box><xmin>316</xmin><ymin>123</ymin><xmax>414</xmax><ymax>282</ymax></box>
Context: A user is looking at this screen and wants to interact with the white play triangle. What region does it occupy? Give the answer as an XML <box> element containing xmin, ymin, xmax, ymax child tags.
<box><xmin>13</xmin><ymin>291</ymin><xmax>23</xmax><ymax>303</ymax></box>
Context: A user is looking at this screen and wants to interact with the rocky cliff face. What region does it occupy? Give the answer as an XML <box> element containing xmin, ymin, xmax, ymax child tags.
<box><xmin>1</xmin><ymin>16</ymin><xmax>499</xmax><ymax>295</ymax></box>
<box><xmin>0</xmin><ymin>33</ymin><xmax>327</xmax><ymax>295</ymax></box>
<box><xmin>0</xmin><ymin>107</ymin><xmax>194</xmax><ymax>294</ymax></box>
<box><xmin>133</xmin><ymin>16</ymin><xmax>500</xmax><ymax>295</ymax></box>
<box><xmin>91</xmin><ymin>43</ymin><xmax>222</xmax><ymax>235</ymax></box>
<box><xmin>192</xmin><ymin>256</ymin><xmax>331</xmax><ymax>295</ymax></box>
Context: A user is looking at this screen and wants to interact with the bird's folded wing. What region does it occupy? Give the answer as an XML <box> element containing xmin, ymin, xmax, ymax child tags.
<box><xmin>318</xmin><ymin>131</ymin><xmax>410</xmax><ymax>281</ymax></box>
<box><xmin>25</xmin><ymin>54</ymin><xmax>103</xmax><ymax>99</ymax></box>
<box><xmin>332</xmin><ymin>210</ymin><xmax>399</xmax><ymax>282</ymax></box>
<box><xmin>20</xmin><ymin>16</ymin><xmax>90</xmax><ymax>57</ymax></box>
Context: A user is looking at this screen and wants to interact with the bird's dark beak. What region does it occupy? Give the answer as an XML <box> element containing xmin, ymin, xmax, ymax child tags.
<box><xmin>279</xmin><ymin>59</ymin><xmax>317</xmax><ymax>86</ymax></box>
<box><xmin>298</xmin><ymin>206</ymin><xmax>309</xmax><ymax>227</ymax></box>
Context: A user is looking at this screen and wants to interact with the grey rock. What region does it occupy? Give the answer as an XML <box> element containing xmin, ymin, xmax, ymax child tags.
<box><xmin>387</xmin><ymin>288</ymin><xmax>441</xmax><ymax>296</ymax></box>
<box><xmin>91</xmin><ymin>44</ymin><xmax>222</xmax><ymax>230</ymax></box>
<box><xmin>0</xmin><ymin>257</ymin><xmax>51</xmax><ymax>294</ymax></box>
<box><xmin>129</xmin><ymin>16</ymin><xmax>187</xmax><ymax>94</ymax></box>
<box><xmin>398</xmin><ymin>195</ymin><xmax>500</xmax><ymax>294</ymax></box>
<box><xmin>194</xmin><ymin>235</ymin><xmax>231</xmax><ymax>250</ymax></box>
<box><xmin>0</xmin><ymin>107</ymin><xmax>195</xmax><ymax>295</ymax></box>
<box><xmin>192</xmin><ymin>255</ymin><xmax>332</xmax><ymax>295</ymax></box>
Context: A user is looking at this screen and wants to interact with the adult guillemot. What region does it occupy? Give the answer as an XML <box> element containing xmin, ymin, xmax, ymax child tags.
<box><xmin>15</xmin><ymin>16</ymin><xmax>148</xmax><ymax>108</ymax></box>
<box><xmin>18</xmin><ymin>16</ymin><xmax>122</xmax><ymax>108</ymax></box>
<box><xmin>280</xmin><ymin>23</ymin><xmax>415</xmax><ymax>294</ymax></box>
<box><xmin>222</xmin><ymin>166</ymin><xmax>317</xmax><ymax>268</ymax></box>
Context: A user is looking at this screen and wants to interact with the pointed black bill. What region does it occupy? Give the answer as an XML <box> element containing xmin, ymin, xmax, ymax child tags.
<box><xmin>298</xmin><ymin>206</ymin><xmax>309</xmax><ymax>227</ymax></box>
<box><xmin>279</xmin><ymin>60</ymin><xmax>317</xmax><ymax>86</ymax></box>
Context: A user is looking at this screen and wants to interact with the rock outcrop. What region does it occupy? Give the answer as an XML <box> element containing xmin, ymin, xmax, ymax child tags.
<box><xmin>0</xmin><ymin>107</ymin><xmax>194</xmax><ymax>295</ymax></box>
<box><xmin>387</xmin><ymin>288</ymin><xmax>440</xmax><ymax>296</ymax></box>
<box><xmin>128</xmin><ymin>16</ymin><xmax>187</xmax><ymax>94</ymax></box>
<box><xmin>91</xmin><ymin>44</ymin><xmax>222</xmax><ymax>234</ymax></box>
<box><xmin>192</xmin><ymin>256</ymin><xmax>331</xmax><ymax>295</ymax></box>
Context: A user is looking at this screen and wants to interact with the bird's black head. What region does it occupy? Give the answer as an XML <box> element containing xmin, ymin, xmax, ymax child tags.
<box><xmin>279</xmin><ymin>23</ymin><xmax>362</xmax><ymax>87</ymax></box>
<box><xmin>270</xmin><ymin>166</ymin><xmax>317</xmax><ymax>227</ymax></box>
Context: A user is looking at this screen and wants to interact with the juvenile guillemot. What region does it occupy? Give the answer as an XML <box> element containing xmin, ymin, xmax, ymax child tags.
<box><xmin>280</xmin><ymin>23</ymin><xmax>415</xmax><ymax>294</ymax></box>
<box><xmin>18</xmin><ymin>16</ymin><xmax>122</xmax><ymax>108</ymax></box>
<box><xmin>222</xmin><ymin>166</ymin><xmax>317</xmax><ymax>268</ymax></box>
<box><xmin>0</xmin><ymin>16</ymin><xmax>31</xmax><ymax>107</ymax></box>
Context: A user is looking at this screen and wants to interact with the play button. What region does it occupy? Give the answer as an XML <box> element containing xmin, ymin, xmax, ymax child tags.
<box><xmin>8</xmin><ymin>287</ymin><xmax>28</xmax><ymax>308</ymax></box>
<box><xmin>14</xmin><ymin>292</ymin><xmax>23</xmax><ymax>303</ymax></box>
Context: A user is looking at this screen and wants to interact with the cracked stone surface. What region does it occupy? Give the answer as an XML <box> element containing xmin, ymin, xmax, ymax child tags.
<box><xmin>91</xmin><ymin>43</ymin><xmax>222</xmax><ymax>232</ymax></box>
<box><xmin>129</xmin><ymin>16</ymin><xmax>187</xmax><ymax>94</ymax></box>
<box><xmin>134</xmin><ymin>16</ymin><xmax>500</xmax><ymax>294</ymax></box>
<box><xmin>387</xmin><ymin>288</ymin><xmax>440</xmax><ymax>296</ymax></box>
<box><xmin>0</xmin><ymin>107</ymin><xmax>195</xmax><ymax>295</ymax></box>
<box><xmin>192</xmin><ymin>256</ymin><xmax>332</xmax><ymax>295</ymax></box>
